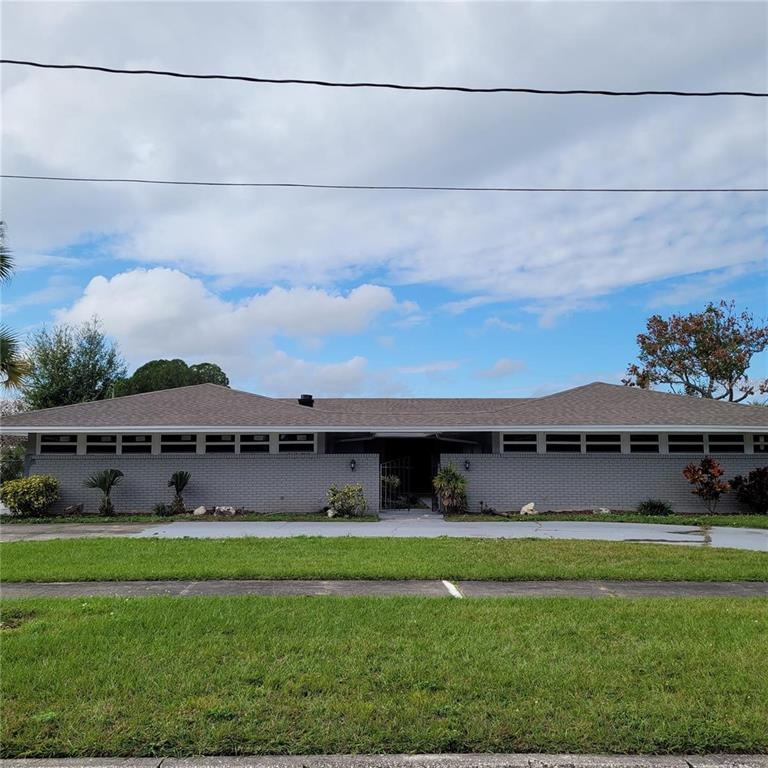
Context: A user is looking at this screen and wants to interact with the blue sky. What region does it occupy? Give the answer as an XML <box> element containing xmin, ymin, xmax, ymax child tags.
<box><xmin>1</xmin><ymin>1</ymin><xmax>767</xmax><ymax>397</ymax></box>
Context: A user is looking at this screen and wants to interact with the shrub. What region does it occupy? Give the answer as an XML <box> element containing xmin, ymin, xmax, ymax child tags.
<box><xmin>326</xmin><ymin>483</ymin><xmax>368</xmax><ymax>517</ymax></box>
<box><xmin>0</xmin><ymin>446</ymin><xmax>25</xmax><ymax>485</ymax></box>
<box><xmin>153</xmin><ymin>502</ymin><xmax>173</xmax><ymax>517</ymax></box>
<box><xmin>730</xmin><ymin>467</ymin><xmax>768</xmax><ymax>514</ymax></box>
<box><xmin>84</xmin><ymin>468</ymin><xmax>124</xmax><ymax>516</ymax></box>
<box><xmin>636</xmin><ymin>498</ymin><xmax>674</xmax><ymax>516</ymax></box>
<box><xmin>433</xmin><ymin>464</ymin><xmax>468</xmax><ymax>514</ymax></box>
<box><xmin>682</xmin><ymin>456</ymin><xmax>729</xmax><ymax>513</ymax></box>
<box><xmin>0</xmin><ymin>475</ymin><xmax>60</xmax><ymax>517</ymax></box>
<box><xmin>168</xmin><ymin>471</ymin><xmax>191</xmax><ymax>515</ymax></box>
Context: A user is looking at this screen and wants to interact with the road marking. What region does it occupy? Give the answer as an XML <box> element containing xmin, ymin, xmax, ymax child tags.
<box><xmin>442</xmin><ymin>579</ymin><xmax>463</xmax><ymax>598</ymax></box>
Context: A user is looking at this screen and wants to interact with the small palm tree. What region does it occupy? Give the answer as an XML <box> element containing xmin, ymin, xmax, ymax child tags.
<box><xmin>84</xmin><ymin>468</ymin><xmax>124</xmax><ymax>516</ymax></box>
<box><xmin>168</xmin><ymin>470</ymin><xmax>191</xmax><ymax>515</ymax></box>
<box><xmin>0</xmin><ymin>224</ymin><xmax>29</xmax><ymax>391</ymax></box>
<box><xmin>0</xmin><ymin>327</ymin><xmax>30</xmax><ymax>390</ymax></box>
<box><xmin>433</xmin><ymin>464</ymin><xmax>468</xmax><ymax>515</ymax></box>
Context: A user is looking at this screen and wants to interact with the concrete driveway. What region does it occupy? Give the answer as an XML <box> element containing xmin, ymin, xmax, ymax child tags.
<box><xmin>3</xmin><ymin>511</ymin><xmax>766</xmax><ymax>551</ymax></box>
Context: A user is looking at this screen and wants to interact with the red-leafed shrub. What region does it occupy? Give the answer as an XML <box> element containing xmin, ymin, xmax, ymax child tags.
<box><xmin>682</xmin><ymin>456</ymin><xmax>729</xmax><ymax>513</ymax></box>
<box><xmin>730</xmin><ymin>467</ymin><xmax>768</xmax><ymax>514</ymax></box>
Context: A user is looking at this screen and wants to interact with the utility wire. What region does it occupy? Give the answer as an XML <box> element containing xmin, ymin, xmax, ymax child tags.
<box><xmin>3</xmin><ymin>174</ymin><xmax>765</xmax><ymax>193</ymax></box>
<box><xmin>2</xmin><ymin>59</ymin><xmax>767</xmax><ymax>97</ymax></box>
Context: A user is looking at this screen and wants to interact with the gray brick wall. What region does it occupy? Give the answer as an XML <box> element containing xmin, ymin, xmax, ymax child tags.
<box><xmin>441</xmin><ymin>453</ymin><xmax>767</xmax><ymax>514</ymax></box>
<box><xmin>26</xmin><ymin>454</ymin><xmax>379</xmax><ymax>515</ymax></box>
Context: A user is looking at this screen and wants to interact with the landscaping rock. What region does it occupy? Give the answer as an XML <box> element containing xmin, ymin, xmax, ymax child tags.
<box><xmin>192</xmin><ymin>505</ymin><xmax>208</xmax><ymax>516</ymax></box>
<box><xmin>214</xmin><ymin>505</ymin><xmax>238</xmax><ymax>516</ymax></box>
<box><xmin>595</xmin><ymin>507</ymin><xmax>612</xmax><ymax>515</ymax></box>
<box><xmin>63</xmin><ymin>504</ymin><xmax>84</xmax><ymax>516</ymax></box>
<box><xmin>520</xmin><ymin>502</ymin><xmax>538</xmax><ymax>515</ymax></box>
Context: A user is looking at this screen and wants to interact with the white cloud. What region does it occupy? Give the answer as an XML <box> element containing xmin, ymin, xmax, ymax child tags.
<box><xmin>53</xmin><ymin>267</ymin><xmax>407</xmax><ymax>394</ymax></box>
<box><xmin>477</xmin><ymin>357</ymin><xmax>526</xmax><ymax>379</ymax></box>
<box><xmin>483</xmin><ymin>317</ymin><xmax>522</xmax><ymax>333</ymax></box>
<box><xmin>1</xmin><ymin>2</ymin><xmax>765</xmax><ymax>324</ymax></box>
<box><xmin>397</xmin><ymin>361</ymin><xmax>461</xmax><ymax>375</ymax></box>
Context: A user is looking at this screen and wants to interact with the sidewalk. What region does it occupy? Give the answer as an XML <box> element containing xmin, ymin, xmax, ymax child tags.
<box><xmin>2</xmin><ymin>754</ymin><xmax>768</xmax><ymax>768</ymax></box>
<box><xmin>3</xmin><ymin>579</ymin><xmax>767</xmax><ymax>599</ymax></box>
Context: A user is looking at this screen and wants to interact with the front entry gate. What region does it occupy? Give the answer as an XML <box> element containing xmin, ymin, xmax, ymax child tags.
<box><xmin>380</xmin><ymin>457</ymin><xmax>411</xmax><ymax>510</ymax></box>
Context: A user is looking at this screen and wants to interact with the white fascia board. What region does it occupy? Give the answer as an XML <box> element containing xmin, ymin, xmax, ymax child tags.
<box><xmin>2</xmin><ymin>423</ymin><xmax>767</xmax><ymax>435</ymax></box>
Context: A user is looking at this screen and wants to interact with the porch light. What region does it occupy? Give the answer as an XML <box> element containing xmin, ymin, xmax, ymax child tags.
<box><xmin>464</xmin><ymin>459</ymin><xmax>471</xmax><ymax>471</ymax></box>
<box><xmin>349</xmin><ymin>459</ymin><xmax>357</xmax><ymax>471</ymax></box>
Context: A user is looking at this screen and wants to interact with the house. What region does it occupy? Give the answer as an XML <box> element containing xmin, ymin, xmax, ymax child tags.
<box><xmin>2</xmin><ymin>381</ymin><xmax>766</xmax><ymax>515</ymax></box>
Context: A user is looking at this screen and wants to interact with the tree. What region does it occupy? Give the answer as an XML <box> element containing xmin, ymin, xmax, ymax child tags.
<box><xmin>168</xmin><ymin>470</ymin><xmax>191</xmax><ymax>515</ymax></box>
<box><xmin>189</xmin><ymin>362</ymin><xmax>229</xmax><ymax>387</ymax></box>
<box><xmin>682</xmin><ymin>457</ymin><xmax>729</xmax><ymax>513</ymax></box>
<box><xmin>23</xmin><ymin>319</ymin><xmax>127</xmax><ymax>410</ymax></box>
<box><xmin>84</xmin><ymin>468</ymin><xmax>124</xmax><ymax>516</ymax></box>
<box><xmin>0</xmin><ymin>222</ymin><xmax>31</xmax><ymax>391</ymax></box>
<box><xmin>623</xmin><ymin>301</ymin><xmax>768</xmax><ymax>402</ymax></box>
<box><xmin>115</xmin><ymin>359</ymin><xmax>229</xmax><ymax>396</ymax></box>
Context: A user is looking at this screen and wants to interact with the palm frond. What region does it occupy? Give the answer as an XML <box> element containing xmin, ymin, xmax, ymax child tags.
<box><xmin>84</xmin><ymin>468</ymin><xmax>124</xmax><ymax>494</ymax></box>
<box><xmin>0</xmin><ymin>326</ymin><xmax>30</xmax><ymax>390</ymax></box>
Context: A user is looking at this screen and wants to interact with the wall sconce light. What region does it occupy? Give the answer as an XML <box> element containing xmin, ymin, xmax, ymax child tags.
<box><xmin>349</xmin><ymin>459</ymin><xmax>357</xmax><ymax>471</ymax></box>
<box><xmin>464</xmin><ymin>459</ymin><xmax>471</xmax><ymax>471</ymax></box>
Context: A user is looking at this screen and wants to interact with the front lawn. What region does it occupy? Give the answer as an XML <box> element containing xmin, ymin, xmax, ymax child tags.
<box><xmin>2</xmin><ymin>597</ymin><xmax>766</xmax><ymax>757</ymax></box>
<box><xmin>444</xmin><ymin>513</ymin><xmax>768</xmax><ymax>528</ymax></box>
<box><xmin>2</xmin><ymin>537</ymin><xmax>766</xmax><ymax>583</ymax></box>
<box><xmin>2</xmin><ymin>512</ymin><xmax>378</xmax><ymax>524</ymax></box>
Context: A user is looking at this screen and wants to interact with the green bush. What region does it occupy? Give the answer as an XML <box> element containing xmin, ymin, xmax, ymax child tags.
<box><xmin>326</xmin><ymin>483</ymin><xmax>368</xmax><ymax>517</ymax></box>
<box><xmin>0</xmin><ymin>446</ymin><xmax>25</xmax><ymax>485</ymax></box>
<box><xmin>153</xmin><ymin>502</ymin><xmax>173</xmax><ymax>517</ymax></box>
<box><xmin>168</xmin><ymin>471</ymin><xmax>191</xmax><ymax>515</ymax></box>
<box><xmin>84</xmin><ymin>468</ymin><xmax>124</xmax><ymax>516</ymax></box>
<box><xmin>636</xmin><ymin>498</ymin><xmax>674</xmax><ymax>516</ymax></box>
<box><xmin>730</xmin><ymin>467</ymin><xmax>768</xmax><ymax>514</ymax></box>
<box><xmin>433</xmin><ymin>464</ymin><xmax>468</xmax><ymax>514</ymax></box>
<box><xmin>0</xmin><ymin>475</ymin><xmax>60</xmax><ymax>517</ymax></box>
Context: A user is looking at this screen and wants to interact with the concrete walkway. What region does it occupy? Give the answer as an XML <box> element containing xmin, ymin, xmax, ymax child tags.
<box><xmin>3</xmin><ymin>514</ymin><xmax>766</xmax><ymax>550</ymax></box>
<box><xmin>2</xmin><ymin>754</ymin><xmax>768</xmax><ymax>768</ymax></box>
<box><xmin>2</xmin><ymin>509</ymin><xmax>766</xmax><ymax>550</ymax></box>
<box><xmin>3</xmin><ymin>578</ymin><xmax>767</xmax><ymax>600</ymax></box>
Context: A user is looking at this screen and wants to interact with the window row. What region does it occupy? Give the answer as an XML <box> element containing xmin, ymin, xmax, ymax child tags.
<box><xmin>38</xmin><ymin>433</ymin><xmax>316</xmax><ymax>454</ymax></box>
<box><xmin>501</xmin><ymin>433</ymin><xmax>768</xmax><ymax>454</ymax></box>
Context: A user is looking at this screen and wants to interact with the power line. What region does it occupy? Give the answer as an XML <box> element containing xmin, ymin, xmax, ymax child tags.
<box><xmin>3</xmin><ymin>174</ymin><xmax>766</xmax><ymax>193</ymax></box>
<box><xmin>2</xmin><ymin>59</ymin><xmax>767</xmax><ymax>97</ymax></box>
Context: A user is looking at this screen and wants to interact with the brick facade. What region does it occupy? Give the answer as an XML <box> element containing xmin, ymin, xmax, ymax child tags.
<box><xmin>26</xmin><ymin>453</ymin><xmax>379</xmax><ymax>515</ymax></box>
<box><xmin>442</xmin><ymin>453</ymin><xmax>767</xmax><ymax>514</ymax></box>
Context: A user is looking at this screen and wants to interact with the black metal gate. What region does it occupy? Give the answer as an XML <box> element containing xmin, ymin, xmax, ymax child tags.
<box><xmin>380</xmin><ymin>457</ymin><xmax>411</xmax><ymax>509</ymax></box>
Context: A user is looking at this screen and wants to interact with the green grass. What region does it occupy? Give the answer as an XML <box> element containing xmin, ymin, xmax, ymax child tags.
<box><xmin>3</xmin><ymin>512</ymin><xmax>378</xmax><ymax>524</ymax></box>
<box><xmin>1</xmin><ymin>596</ymin><xmax>766</xmax><ymax>757</ymax></box>
<box><xmin>445</xmin><ymin>513</ymin><xmax>768</xmax><ymax>528</ymax></box>
<box><xmin>2</xmin><ymin>537</ymin><xmax>766</xmax><ymax>583</ymax></box>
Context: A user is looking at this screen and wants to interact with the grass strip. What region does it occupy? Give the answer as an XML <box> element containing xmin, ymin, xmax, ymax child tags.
<box><xmin>1</xmin><ymin>536</ymin><xmax>766</xmax><ymax>583</ymax></box>
<box><xmin>1</xmin><ymin>596</ymin><xmax>766</xmax><ymax>757</ymax></box>
<box><xmin>445</xmin><ymin>513</ymin><xmax>768</xmax><ymax>528</ymax></box>
<box><xmin>3</xmin><ymin>512</ymin><xmax>378</xmax><ymax>524</ymax></box>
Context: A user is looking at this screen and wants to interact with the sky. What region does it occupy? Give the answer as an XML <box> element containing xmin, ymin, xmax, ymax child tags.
<box><xmin>1</xmin><ymin>1</ymin><xmax>767</xmax><ymax>398</ymax></box>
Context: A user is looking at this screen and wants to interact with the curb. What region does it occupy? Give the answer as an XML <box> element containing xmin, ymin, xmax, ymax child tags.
<box><xmin>2</xmin><ymin>755</ymin><xmax>768</xmax><ymax>768</ymax></box>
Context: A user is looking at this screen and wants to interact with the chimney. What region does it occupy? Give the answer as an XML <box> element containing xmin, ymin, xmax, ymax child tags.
<box><xmin>298</xmin><ymin>393</ymin><xmax>314</xmax><ymax>407</ymax></box>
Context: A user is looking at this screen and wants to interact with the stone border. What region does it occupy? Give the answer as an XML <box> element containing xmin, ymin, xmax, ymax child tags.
<box><xmin>2</xmin><ymin>755</ymin><xmax>768</xmax><ymax>768</ymax></box>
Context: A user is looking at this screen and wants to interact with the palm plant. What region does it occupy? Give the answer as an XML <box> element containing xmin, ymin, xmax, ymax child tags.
<box><xmin>84</xmin><ymin>468</ymin><xmax>124</xmax><ymax>516</ymax></box>
<box><xmin>168</xmin><ymin>470</ymin><xmax>191</xmax><ymax>515</ymax></box>
<box><xmin>0</xmin><ymin>223</ymin><xmax>29</xmax><ymax>391</ymax></box>
<box><xmin>432</xmin><ymin>464</ymin><xmax>468</xmax><ymax>515</ymax></box>
<box><xmin>0</xmin><ymin>326</ymin><xmax>30</xmax><ymax>390</ymax></box>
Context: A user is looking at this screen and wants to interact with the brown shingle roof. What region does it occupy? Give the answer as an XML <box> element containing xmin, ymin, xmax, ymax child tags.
<box><xmin>2</xmin><ymin>381</ymin><xmax>766</xmax><ymax>431</ymax></box>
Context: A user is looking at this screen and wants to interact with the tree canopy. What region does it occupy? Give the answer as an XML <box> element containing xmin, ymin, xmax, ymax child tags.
<box><xmin>115</xmin><ymin>359</ymin><xmax>229</xmax><ymax>396</ymax></box>
<box><xmin>623</xmin><ymin>301</ymin><xmax>768</xmax><ymax>403</ymax></box>
<box><xmin>22</xmin><ymin>319</ymin><xmax>127</xmax><ymax>410</ymax></box>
